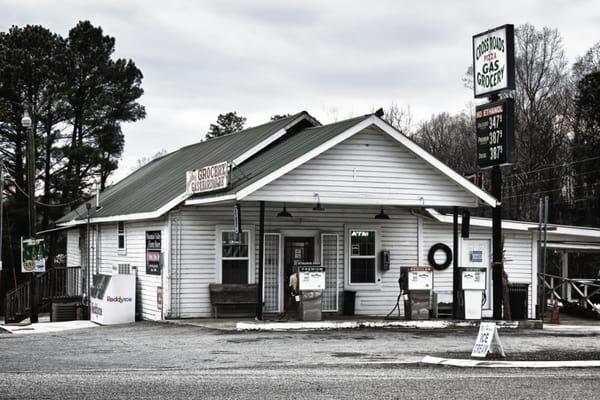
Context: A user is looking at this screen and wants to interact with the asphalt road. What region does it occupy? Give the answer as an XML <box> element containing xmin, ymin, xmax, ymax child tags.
<box><xmin>1</xmin><ymin>322</ymin><xmax>600</xmax><ymax>399</ymax></box>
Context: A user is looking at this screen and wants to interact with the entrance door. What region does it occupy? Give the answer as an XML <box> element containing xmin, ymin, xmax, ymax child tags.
<box><xmin>461</xmin><ymin>239</ymin><xmax>491</xmax><ymax>309</ymax></box>
<box><xmin>284</xmin><ymin>237</ymin><xmax>314</xmax><ymax>313</ymax></box>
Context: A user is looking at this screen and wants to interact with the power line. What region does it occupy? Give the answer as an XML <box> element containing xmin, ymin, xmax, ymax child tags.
<box><xmin>502</xmin><ymin>195</ymin><xmax>599</xmax><ymax>212</ymax></box>
<box><xmin>502</xmin><ymin>182</ymin><xmax>598</xmax><ymax>201</ymax></box>
<box><xmin>7</xmin><ymin>176</ymin><xmax>85</xmax><ymax>208</ymax></box>
<box><xmin>502</xmin><ymin>168</ymin><xmax>600</xmax><ymax>190</ymax></box>
<box><xmin>504</xmin><ymin>155</ymin><xmax>600</xmax><ymax>179</ymax></box>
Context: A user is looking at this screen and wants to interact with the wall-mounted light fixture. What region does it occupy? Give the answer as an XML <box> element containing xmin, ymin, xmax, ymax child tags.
<box><xmin>277</xmin><ymin>203</ymin><xmax>293</xmax><ymax>218</ymax></box>
<box><xmin>374</xmin><ymin>207</ymin><xmax>390</xmax><ymax>220</ymax></box>
<box><xmin>313</xmin><ymin>193</ymin><xmax>324</xmax><ymax>211</ymax></box>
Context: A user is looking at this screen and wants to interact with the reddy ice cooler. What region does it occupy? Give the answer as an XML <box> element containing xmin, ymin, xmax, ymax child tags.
<box><xmin>90</xmin><ymin>272</ymin><xmax>136</xmax><ymax>325</ymax></box>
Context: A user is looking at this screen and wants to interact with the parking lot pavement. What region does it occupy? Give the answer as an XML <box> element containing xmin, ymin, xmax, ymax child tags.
<box><xmin>1</xmin><ymin>322</ymin><xmax>599</xmax><ymax>398</ymax></box>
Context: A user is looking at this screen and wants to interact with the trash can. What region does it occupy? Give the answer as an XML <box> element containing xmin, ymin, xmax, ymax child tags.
<box><xmin>508</xmin><ymin>283</ymin><xmax>529</xmax><ymax>320</ymax></box>
<box><xmin>343</xmin><ymin>291</ymin><xmax>356</xmax><ymax>316</ymax></box>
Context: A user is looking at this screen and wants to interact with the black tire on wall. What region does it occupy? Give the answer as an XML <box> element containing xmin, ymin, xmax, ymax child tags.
<box><xmin>428</xmin><ymin>243</ymin><xmax>453</xmax><ymax>270</ymax></box>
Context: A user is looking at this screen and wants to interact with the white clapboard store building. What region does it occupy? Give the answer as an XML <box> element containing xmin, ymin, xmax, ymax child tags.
<box><xmin>57</xmin><ymin>111</ymin><xmax>600</xmax><ymax>321</ymax></box>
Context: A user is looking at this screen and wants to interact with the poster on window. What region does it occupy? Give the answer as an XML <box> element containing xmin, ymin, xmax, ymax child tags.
<box><xmin>21</xmin><ymin>237</ymin><xmax>46</xmax><ymax>273</ymax></box>
<box><xmin>146</xmin><ymin>231</ymin><xmax>162</xmax><ymax>275</ymax></box>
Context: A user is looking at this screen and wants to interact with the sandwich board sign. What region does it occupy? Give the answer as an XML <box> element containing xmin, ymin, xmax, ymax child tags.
<box><xmin>471</xmin><ymin>322</ymin><xmax>506</xmax><ymax>358</ymax></box>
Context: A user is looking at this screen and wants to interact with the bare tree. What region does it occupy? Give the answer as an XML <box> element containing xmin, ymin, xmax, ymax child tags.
<box><xmin>381</xmin><ymin>103</ymin><xmax>414</xmax><ymax>135</ymax></box>
<box><xmin>131</xmin><ymin>149</ymin><xmax>168</xmax><ymax>172</ymax></box>
<box><xmin>411</xmin><ymin>111</ymin><xmax>476</xmax><ymax>176</ymax></box>
<box><xmin>572</xmin><ymin>42</ymin><xmax>600</xmax><ymax>82</ymax></box>
<box><xmin>502</xmin><ymin>24</ymin><xmax>572</xmax><ymax>221</ymax></box>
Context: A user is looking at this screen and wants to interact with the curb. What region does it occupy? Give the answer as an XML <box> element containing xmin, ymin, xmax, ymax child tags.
<box><xmin>236</xmin><ymin>319</ymin><xmax>524</xmax><ymax>332</ymax></box>
<box><xmin>421</xmin><ymin>355</ymin><xmax>600</xmax><ymax>368</ymax></box>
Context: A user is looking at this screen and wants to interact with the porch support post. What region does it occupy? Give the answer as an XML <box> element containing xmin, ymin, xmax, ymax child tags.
<box><xmin>452</xmin><ymin>207</ymin><xmax>459</xmax><ymax>319</ymax></box>
<box><xmin>256</xmin><ymin>201</ymin><xmax>265</xmax><ymax>320</ymax></box>
<box><xmin>561</xmin><ymin>251</ymin><xmax>570</xmax><ymax>301</ymax></box>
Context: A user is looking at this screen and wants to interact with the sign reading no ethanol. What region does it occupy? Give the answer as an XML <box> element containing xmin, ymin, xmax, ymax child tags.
<box><xmin>186</xmin><ymin>161</ymin><xmax>229</xmax><ymax>194</ymax></box>
<box><xmin>476</xmin><ymin>98</ymin><xmax>515</xmax><ymax>168</ymax></box>
<box><xmin>473</xmin><ymin>24</ymin><xmax>515</xmax><ymax>98</ymax></box>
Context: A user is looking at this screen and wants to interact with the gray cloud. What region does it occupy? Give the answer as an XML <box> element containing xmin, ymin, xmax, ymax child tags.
<box><xmin>1</xmin><ymin>0</ymin><xmax>599</xmax><ymax>183</ymax></box>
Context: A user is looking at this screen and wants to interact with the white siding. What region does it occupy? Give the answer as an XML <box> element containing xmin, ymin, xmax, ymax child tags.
<box><xmin>422</xmin><ymin>221</ymin><xmax>535</xmax><ymax>318</ymax></box>
<box><xmin>66</xmin><ymin>228</ymin><xmax>81</xmax><ymax>267</ymax></box>
<box><xmin>245</xmin><ymin>127</ymin><xmax>478</xmax><ymax>207</ymax></box>
<box><xmin>169</xmin><ymin>203</ymin><xmax>419</xmax><ymax>318</ymax></box>
<box><xmin>95</xmin><ymin>219</ymin><xmax>167</xmax><ymax>321</ymax></box>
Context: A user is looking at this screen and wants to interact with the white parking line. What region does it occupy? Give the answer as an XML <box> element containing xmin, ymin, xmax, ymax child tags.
<box><xmin>421</xmin><ymin>355</ymin><xmax>600</xmax><ymax>368</ymax></box>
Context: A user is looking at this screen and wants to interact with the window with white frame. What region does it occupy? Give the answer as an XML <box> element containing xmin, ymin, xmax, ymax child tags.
<box><xmin>117</xmin><ymin>221</ymin><xmax>126</xmax><ymax>253</ymax></box>
<box><xmin>220</xmin><ymin>231</ymin><xmax>250</xmax><ymax>284</ymax></box>
<box><xmin>349</xmin><ymin>229</ymin><xmax>377</xmax><ymax>284</ymax></box>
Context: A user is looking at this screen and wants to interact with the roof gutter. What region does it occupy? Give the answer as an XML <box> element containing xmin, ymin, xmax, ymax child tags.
<box><xmin>57</xmin><ymin>192</ymin><xmax>191</xmax><ymax>227</ymax></box>
<box><xmin>426</xmin><ymin>208</ymin><xmax>600</xmax><ymax>238</ymax></box>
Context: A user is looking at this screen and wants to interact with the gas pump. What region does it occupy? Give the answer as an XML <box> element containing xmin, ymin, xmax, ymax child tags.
<box><xmin>461</xmin><ymin>268</ymin><xmax>486</xmax><ymax>319</ymax></box>
<box><xmin>401</xmin><ymin>267</ymin><xmax>433</xmax><ymax>320</ymax></box>
<box><xmin>297</xmin><ymin>264</ymin><xmax>325</xmax><ymax>321</ymax></box>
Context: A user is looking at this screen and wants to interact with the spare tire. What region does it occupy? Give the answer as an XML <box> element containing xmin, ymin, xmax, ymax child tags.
<box><xmin>428</xmin><ymin>243</ymin><xmax>452</xmax><ymax>270</ymax></box>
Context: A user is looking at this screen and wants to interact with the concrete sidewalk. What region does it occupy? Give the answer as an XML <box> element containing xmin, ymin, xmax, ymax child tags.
<box><xmin>1</xmin><ymin>320</ymin><xmax>98</xmax><ymax>335</ymax></box>
<box><xmin>162</xmin><ymin>317</ymin><xmax>542</xmax><ymax>332</ymax></box>
<box><xmin>236</xmin><ymin>319</ymin><xmax>530</xmax><ymax>331</ymax></box>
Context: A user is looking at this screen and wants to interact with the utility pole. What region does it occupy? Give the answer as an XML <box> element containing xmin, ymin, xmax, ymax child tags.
<box><xmin>22</xmin><ymin>110</ymin><xmax>39</xmax><ymax>323</ymax></box>
<box><xmin>491</xmin><ymin>165</ymin><xmax>503</xmax><ymax>320</ymax></box>
<box><xmin>0</xmin><ymin>158</ymin><xmax>4</xmax><ymax>289</ymax></box>
<box><xmin>86</xmin><ymin>202</ymin><xmax>91</xmax><ymax>319</ymax></box>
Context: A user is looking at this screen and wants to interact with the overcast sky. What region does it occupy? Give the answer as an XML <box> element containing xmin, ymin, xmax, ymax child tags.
<box><xmin>2</xmin><ymin>0</ymin><xmax>599</xmax><ymax>183</ymax></box>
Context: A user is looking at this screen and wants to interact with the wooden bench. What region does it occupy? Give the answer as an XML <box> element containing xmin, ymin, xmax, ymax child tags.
<box><xmin>208</xmin><ymin>283</ymin><xmax>258</xmax><ymax>318</ymax></box>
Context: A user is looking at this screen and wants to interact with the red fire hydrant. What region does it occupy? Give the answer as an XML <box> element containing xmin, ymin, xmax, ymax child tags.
<box><xmin>550</xmin><ymin>300</ymin><xmax>560</xmax><ymax>324</ymax></box>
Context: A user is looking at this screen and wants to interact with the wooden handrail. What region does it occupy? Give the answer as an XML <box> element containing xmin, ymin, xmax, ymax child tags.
<box><xmin>539</xmin><ymin>273</ymin><xmax>600</xmax><ymax>314</ymax></box>
<box><xmin>4</xmin><ymin>266</ymin><xmax>82</xmax><ymax>322</ymax></box>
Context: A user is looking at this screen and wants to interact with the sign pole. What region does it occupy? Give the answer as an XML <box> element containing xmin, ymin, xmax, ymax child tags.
<box><xmin>492</xmin><ymin>165</ymin><xmax>503</xmax><ymax>319</ymax></box>
<box><xmin>473</xmin><ymin>24</ymin><xmax>515</xmax><ymax>321</ymax></box>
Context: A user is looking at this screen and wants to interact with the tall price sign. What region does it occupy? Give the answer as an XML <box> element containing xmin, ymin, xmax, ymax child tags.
<box><xmin>473</xmin><ymin>24</ymin><xmax>515</xmax><ymax>98</ymax></box>
<box><xmin>476</xmin><ymin>98</ymin><xmax>515</xmax><ymax>169</ymax></box>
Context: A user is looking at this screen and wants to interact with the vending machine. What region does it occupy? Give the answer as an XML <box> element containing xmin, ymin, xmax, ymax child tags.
<box><xmin>461</xmin><ymin>267</ymin><xmax>486</xmax><ymax>320</ymax></box>
<box><xmin>401</xmin><ymin>267</ymin><xmax>433</xmax><ymax>320</ymax></box>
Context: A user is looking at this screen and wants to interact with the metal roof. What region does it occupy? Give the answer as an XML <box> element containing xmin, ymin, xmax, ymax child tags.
<box><xmin>186</xmin><ymin>114</ymin><xmax>372</xmax><ymax>202</ymax></box>
<box><xmin>57</xmin><ymin>112</ymin><xmax>315</xmax><ymax>225</ymax></box>
<box><xmin>58</xmin><ymin>111</ymin><xmax>499</xmax><ymax>226</ymax></box>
